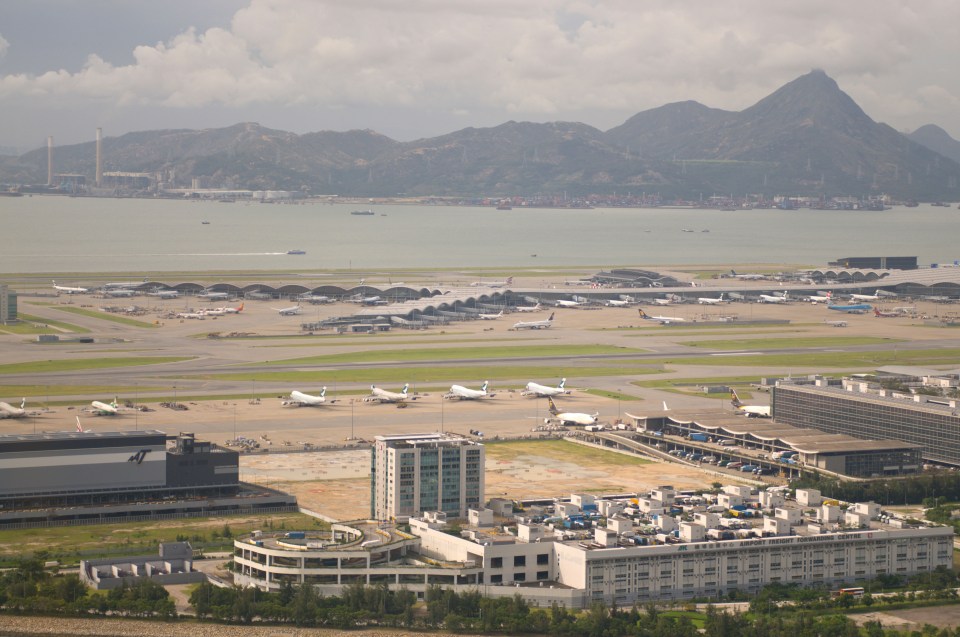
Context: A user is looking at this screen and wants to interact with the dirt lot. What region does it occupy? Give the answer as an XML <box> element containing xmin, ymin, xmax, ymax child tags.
<box><xmin>241</xmin><ymin>440</ymin><xmax>729</xmax><ymax>520</ymax></box>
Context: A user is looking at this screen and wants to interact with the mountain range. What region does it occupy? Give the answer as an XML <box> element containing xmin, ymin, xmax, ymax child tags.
<box><xmin>2</xmin><ymin>70</ymin><xmax>959</xmax><ymax>200</ymax></box>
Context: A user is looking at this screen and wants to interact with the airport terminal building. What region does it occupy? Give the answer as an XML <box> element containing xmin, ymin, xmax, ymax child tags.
<box><xmin>773</xmin><ymin>379</ymin><xmax>960</xmax><ymax>467</ymax></box>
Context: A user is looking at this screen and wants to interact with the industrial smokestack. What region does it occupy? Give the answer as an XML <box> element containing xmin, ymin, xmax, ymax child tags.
<box><xmin>95</xmin><ymin>128</ymin><xmax>102</xmax><ymax>188</ymax></box>
<box><xmin>47</xmin><ymin>136</ymin><xmax>53</xmax><ymax>186</ymax></box>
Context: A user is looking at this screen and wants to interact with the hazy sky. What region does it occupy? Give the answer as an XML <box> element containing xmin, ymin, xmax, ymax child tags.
<box><xmin>2</xmin><ymin>0</ymin><xmax>959</xmax><ymax>152</ymax></box>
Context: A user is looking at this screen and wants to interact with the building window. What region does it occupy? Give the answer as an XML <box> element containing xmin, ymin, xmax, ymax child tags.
<box><xmin>491</xmin><ymin>574</ymin><xmax>502</xmax><ymax>584</ymax></box>
<box><xmin>537</xmin><ymin>571</ymin><xmax>549</xmax><ymax>580</ymax></box>
<box><xmin>491</xmin><ymin>557</ymin><xmax>503</xmax><ymax>568</ymax></box>
<box><xmin>514</xmin><ymin>572</ymin><xmax>526</xmax><ymax>582</ymax></box>
<box><xmin>537</xmin><ymin>553</ymin><xmax>549</xmax><ymax>565</ymax></box>
<box><xmin>514</xmin><ymin>555</ymin><xmax>526</xmax><ymax>567</ymax></box>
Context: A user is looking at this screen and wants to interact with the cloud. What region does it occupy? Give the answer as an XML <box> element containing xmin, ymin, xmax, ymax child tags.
<box><xmin>1</xmin><ymin>0</ymin><xmax>960</xmax><ymax>140</ymax></box>
<box><xmin>0</xmin><ymin>33</ymin><xmax>8</xmax><ymax>58</ymax></box>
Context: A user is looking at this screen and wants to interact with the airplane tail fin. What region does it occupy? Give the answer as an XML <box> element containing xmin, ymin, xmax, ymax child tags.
<box><xmin>76</xmin><ymin>416</ymin><xmax>84</xmax><ymax>433</ymax></box>
<box><xmin>719</xmin><ymin>293</ymin><xmax>724</xmax><ymax>301</ymax></box>
<box><xmin>506</xmin><ymin>277</ymin><xmax>513</xmax><ymax>285</ymax></box>
<box><xmin>402</xmin><ymin>384</ymin><xmax>409</xmax><ymax>395</ymax></box>
<box><xmin>547</xmin><ymin>397</ymin><xmax>559</xmax><ymax>415</ymax></box>
<box><xmin>558</xmin><ymin>378</ymin><xmax>566</xmax><ymax>390</ymax></box>
<box><xmin>320</xmin><ymin>387</ymin><xmax>327</xmax><ymax>397</ymax></box>
<box><xmin>238</xmin><ymin>303</ymin><xmax>244</xmax><ymax>312</ymax></box>
<box><xmin>638</xmin><ymin>309</ymin><xmax>648</xmax><ymax>319</ymax></box>
<box><xmin>481</xmin><ymin>381</ymin><xmax>488</xmax><ymax>393</ymax></box>
<box><xmin>663</xmin><ymin>401</ymin><xmax>669</xmax><ymax>411</ymax></box>
<box><xmin>730</xmin><ymin>389</ymin><xmax>742</xmax><ymax>407</ymax></box>
<box><xmin>20</xmin><ymin>398</ymin><xmax>26</xmax><ymax>409</ymax></box>
<box><xmin>547</xmin><ymin>313</ymin><xmax>555</xmax><ymax>321</ymax></box>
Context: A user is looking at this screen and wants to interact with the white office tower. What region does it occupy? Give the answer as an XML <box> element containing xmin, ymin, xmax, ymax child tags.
<box><xmin>371</xmin><ymin>433</ymin><xmax>484</xmax><ymax>522</ymax></box>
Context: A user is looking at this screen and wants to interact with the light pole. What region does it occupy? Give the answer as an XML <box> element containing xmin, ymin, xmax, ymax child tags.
<box><xmin>350</xmin><ymin>399</ymin><xmax>355</xmax><ymax>441</ymax></box>
<box><xmin>617</xmin><ymin>388</ymin><xmax>621</xmax><ymax>422</ymax></box>
<box><xmin>440</xmin><ymin>394</ymin><xmax>444</xmax><ymax>433</ymax></box>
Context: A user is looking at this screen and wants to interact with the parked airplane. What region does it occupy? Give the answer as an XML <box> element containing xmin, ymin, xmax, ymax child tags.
<box><xmin>875</xmin><ymin>308</ymin><xmax>899</xmax><ymax>318</ymax></box>
<box><xmin>283</xmin><ymin>388</ymin><xmax>329</xmax><ymax>407</ymax></box>
<box><xmin>514</xmin><ymin>303</ymin><xmax>542</xmax><ymax>313</ymax></box>
<box><xmin>477</xmin><ymin>310</ymin><xmax>503</xmax><ymax>320</ymax></box>
<box><xmin>730</xmin><ymin>270</ymin><xmax>766</xmax><ymax>280</ymax></box>
<box><xmin>91</xmin><ymin>398</ymin><xmax>119</xmax><ymax>415</ymax></box>
<box><xmin>730</xmin><ymin>389</ymin><xmax>771</xmax><ymax>418</ymax></box>
<box><xmin>367</xmin><ymin>384</ymin><xmax>412</xmax><ymax>403</ymax></box>
<box><xmin>198</xmin><ymin>290</ymin><xmax>230</xmax><ymax>301</ymax></box>
<box><xmin>513</xmin><ymin>313</ymin><xmax>554</xmax><ymax>330</ymax></box>
<box><xmin>0</xmin><ymin>398</ymin><xmax>26</xmax><ymax>418</ymax></box>
<box><xmin>893</xmin><ymin>306</ymin><xmax>917</xmax><ymax>315</ymax></box>
<box><xmin>148</xmin><ymin>289</ymin><xmax>180</xmax><ymax>299</ymax></box>
<box><xmin>104</xmin><ymin>288</ymin><xmax>137</xmax><ymax>298</ymax></box>
<box><xmin>827</xmin><ymin>303</ymin><xmax>872</xmax><ymax>314</ymax></box>
<box><xmin>652</xmin><ymin>297</ymin><xmax>676</xmax><ymax>306</ymax></box>
<box><xmin>298</xmin><ymin>294</ymin><xmax>332</xmax><ymax>304</ymax></box>
<box><xmin>824</xmin><ymin>320</ymin><xmax>848</xmax><ymax>327</ymax></box>
<box><xmin>807</xmin><ymin>292</ymin><xmax>832</xmax><ymax>304</ymax></box>
<box><xmin>52</xmin><ymin>280</ymin><xmax>88</xmax><ymax>294</ymax></box>
<box><xmin>850</xmin><ymin>290</ymin><xmax>882</xmax><ymax>301</ymax></box>
<box><xmin>176</xmin><ymin>310</ymin><xmax>206</xmax><ymax>319</ymax></box>
<box><xmin>759</xmin><ymin>292</ymin><xmax>789</xmax><ymax>304</ymax></box>
<box><xmin>521</xmin><ymin>378</ymin><xmax>569</xmax><ymax>397</ymax></box>
<box><xmin>210</xmin><ymin>303</ymin><xmax>244</xmax><ymax>315</ymax></box>
<box><xmin>698</xmin><ymin>293</ymin><xmax>725</xmax><ymax>305</ymax></box>
<box><xmin>638</xmin><ymin>308</ymin><xmax>686</xmax><ymax>324</ymax></box>
<box><xmin>606</xmin><ymin>299</ymin><xmax>631</xmax><ymax>307</ymax></box>
<box><xmin>545</xmin><ymin>397</ymin><xmax>598</xmax><ymax>427</ymax></box>
<box><xmin>444</xmin><ymin>381</ymin><xmax>494</xmax><ymax>400</ymax></box>
<box><xmin>273</xmin><ymin>304</ymin><xmax>303</xmax><ymax>316</ymax></box>
<box><xmin>555</xmin><ymin>298</ymin><xmax>582</xmax><ymax>308</ymax></box>
<box><xmin>470</xmin><ymin>276</ymin><xmax>513</xmax><ymax>288</ymax></box>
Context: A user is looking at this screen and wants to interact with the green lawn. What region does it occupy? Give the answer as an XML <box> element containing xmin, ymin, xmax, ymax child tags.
<box><xmin>0</xmin><ymin>384</ymin><xmax>161</xmax><ymax>399</ymax></box>
<box><xmin>484</xmin><ymin>438</ymin><xmax>651</xmax><ymax>467</ymax></box>
<box><xmin>4</xmin><ymin>313</ymin><xmax>91</xmax><ymax>334</ymax></box>
<box><xmin>679</xmin><ymin>336</ymin><xmax>903</xmax><ymax>350</ymax></box>
<box><xmin>260</xmin><ymin>344</ymin><xmax>643</xmax><ymax>366</ymax></box>
<box><xmin>0</xmin><ymin>356</ymin><xmax>192</xmax><ymax>375</ymax></box>
<box><xmin>53</xmin><ymin>306</ymin><xmax>158</xmax><ymax>328</ymax></box>
<box><xmin>661</xmin><ymin>347</ymin><xmax>960</xmax><ymax>368</ymax></box>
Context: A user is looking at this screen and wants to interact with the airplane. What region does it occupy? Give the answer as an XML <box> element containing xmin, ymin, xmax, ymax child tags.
<box><xmin>444</xmin><ymin>381</ymin><xmax>494</xmax><ymax>400</ymax></box>
<box><xmin>470</xmin><ymin>276</ymin><xmax>513</xmax><ymax>288</ymax></box>
<box><xmin>850</xmin><ymin>290</ymin><xmax>883</xmax><ymax>302</ymax></box>
<box><xmin>514</xmin><ymin>303</ymin><xmax>542</xmax><ymax>313</ymax></box>
<box><xmin>513</xmin><ymin>313</ymin><xmax>555</xmax><ymax>330</ymax></box>
<box><xmin>545</xmin><ymin>397</ymin><xmax>598</xmax><ymax>427</ymax></box>
<box><xmin>730</xmin><ymin>389</ymin><xmax>771</xmax><ymax>418</ymax></box>
<box><xmin>361</xmin><ymin>296</ymin><xmax>387</xmax><ymax>306</ymax></box>
<box><xmin>283</xmin><ymin>388</ymin><xmax>329</xmax><ymax>407</ymax></box>
<box><xmin>75</xmin><ymin>416</ymin><xmax>92</xmax><ymax>433</ymax></box>
<box><xmin>652</xmin><ymin>297</ymin><xmax>676</xmax><ymax>306</ymax></box>
<box><xmin>697</xmin><ymin>293</ymin><xmax>725</xmax><ymax>305</ymax></box>
<box><xmin>0</xmin><ymin>398</ymin><xmax>27</xmax><ymax>419</ymax></box>
<box><xmin>875</xmin><ymin>308</ymin><xmax>899</xmax><ymax>318</ymax></box>
<box><xmin>638</xmin><ymin>308</ymin><xmax>686</xmax><ymax>324</ymax></box>
<box><xmin>148</xmin><ymin>289</ymin><xmax>180</xmax><ymax>299</ymax></box>
<box><xmin>555</xmin><ymin>298</ymin><xmax>582</xmax><ymax>308</ymax></box>
<box><xmin>606</xmin><ymin>299</ymin><xmax>631</xmax><ymax>307</ymax></box>
<box><xmin>273</xmin><ymin>304</ymin><xmax>303</xmax><ymax>316</ymax></box>
<box><xmin>824</xmin><ymin>320</ymin><xmax>848</xmax><ymax>327</ymax></box>
<box><xmin>758</xmin><ymin>292</ymin><xmax>789</xmax><ymax>303</ymax></box>
<box><xmin>176</xmin><ymin>310</ymin><xmax>206</xmax><ymax>319</ymax></box>
<box><xmin>104</xmin><ymin>288</ymin><xmax>137</xmax><ymax>298</ymax></box>
<box><xmin>893</xmin><ymin>306</ymin><xmax>917</xmax><ymax>315</ymax></box>
<box><xmin>198</xmin><ymin>290</ymin><xmax>230</xmax><ymax>301</ymax></box>
<box><xmin>730</xmin><ymin>270</ymin><xmax>766</xmax><ymax>280</ymax></box>
<box><xmin>209</xmin><ymin>302</ymin><xmax>244</xmax><ymax>315</ymax></box>
<box><xmin>521</xmin><ymin>378</ymin><xmax>569</xmax><ymax>397</ymax></box>
<box><xmin>477</xmin><ymin>310</ymin><xmax>503</xmax><ymax>320</ymax></box>
<box><xmin>807</xmin><ymin>291</ymin><xmax>832</xmax><ymax>304</ymax></box>
<box><xmin>298</xmin><ymin>294</ymin><xmax>332</xmax><ymax>304</ymax></box>
<box><xmin>827</xmin><ymin>303</ymin><xmax>872</xmax><ymax>314</ymax></box>
<box><xmin>367</xmin><ymin>384</ymin><xmax>413</xmax><ymax>403</ymax></box>
<box><xmin>91</xmin><ymin>398</ymin><xmax>119</xmax><ymax>415</ymax></box>
<box><xmin>52</xmin><ymin>280</ymin><xmax>88</xmax><ymax>294</ymax></box>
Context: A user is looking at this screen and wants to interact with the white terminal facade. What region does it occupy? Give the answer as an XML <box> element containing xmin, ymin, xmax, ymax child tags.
<box><xmin>371</xmin><ymin>433</ymin><xmax>484</xmax><ymax>521</ymax></box>
<box><xmin>235</xmin><ymin>485</ymin><xmax>952</xmax><ymax>608</ymax></box>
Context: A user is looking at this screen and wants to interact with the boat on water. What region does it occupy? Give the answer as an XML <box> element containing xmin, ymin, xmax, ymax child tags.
<box><xmin>201</xmin><ymin>221</ymin><xmax>211</xmax><ymax>225</ymax></box>
<box><xmin>681</xmin><ymin>228</ymin><xmax>694</xmax><ymax>233</ymax></box>
<box><xmin>287</xmin><ymin>249</ymin><xmax>306</xmax><ymax>255</ymax></box>
<box><xmin>351</xmin><ymin>210</ymin><xmax>375</xmax><ymax>215</ymax></box>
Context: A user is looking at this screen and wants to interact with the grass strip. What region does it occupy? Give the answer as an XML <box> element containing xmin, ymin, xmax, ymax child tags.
<box><xmin>679</xmin><ymin>336</ymin><xmax>903</xmax><ymax>350</ymax></box>
<box><xmin>483</xmin><ymin>438</ymin><xmax>652</xmax><ymax>467</ymax></box>
<box><xmin>0</xmin><ymin>384</ymin><xmax>162</xmax><ymax>399</ymax></box>
<box><xmin>261</xmin><ymin>344</ymin><xmax>642</xmax><ymax>366</ymax></box>
<box><xmin>53</xmin><ymin>306</ymin><xmax>159</xmax><ymax>328</ymax></box>
<box><xmin>0</xmin><ymin>356</ymin><xmax>192</xmax><ymax>375</ymax></box>
<box><xmin>9</xmin><ymin>313</ymin><xmax>91</xmax><ymax>334</ymax></box>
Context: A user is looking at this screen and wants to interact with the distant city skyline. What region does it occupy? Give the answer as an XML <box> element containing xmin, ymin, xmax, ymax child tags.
<box><xmin>2</xmin><ymin>1</ymin><xmax>959</xmax><ymax>151</ymax></box>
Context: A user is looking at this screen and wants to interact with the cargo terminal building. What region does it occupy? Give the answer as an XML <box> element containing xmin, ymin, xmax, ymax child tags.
<box><xmin>773</xmin><ymin>379</ymin><xmax>960</xmax><ymax>468</ymax></box>
<box><xmin>0</xmin><ymin>430</ymin><xmax>294</xmax><ymax>525</ymax></box>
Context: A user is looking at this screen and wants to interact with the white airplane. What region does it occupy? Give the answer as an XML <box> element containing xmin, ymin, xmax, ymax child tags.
<box><xmin>470</xmin><ymin>276</ymin><xmax>513</xmax><ymax>288</ymax></box>
<box><xmin>513</xmin><ymin>313</ymin><xmax>554</xmax><ymax>330</ymax></box>
<box><xmin>697</xmin><ymin>293</ymin><xmax>725</xmax><ymax>305</ymax></box>
<box><xmin>606</xmin><ymin>299</ymin><xmax>631</xmax><ymax>307</ymax></box>
<box><xmin>850</xmin><ymin>290</ymin><xmax>882</xmax><ymax>302</ymax></box>
<box><xmin>298</xmin><ymin>294</ymin><xmax>332</xmax><ymax>304</ymax></box>
<box><xmin>477</xmin><ymin>310</ymin><xmax>503</xmax><ymax>320</ymax></box>
<box><xmin>759</xmin><ymin>292</ymin><xmax>789</xmax><ymax>304</ymax></box>
<box><xmin>514</xmin><ymin>303</ymin><xmax>542</xmax><ymax>313</ymax></box>
<box><xmin>148</xmin><ymin>289</ymin><xmax>180</xmax><ymax>299</ymax></box>
<box><xmin>555</xmin><ymin>299</ymin><xmax>582</xmax><ymax>308</ymax></box>
<box><xmin>52</xmin><ymin>280</ymin><xmax>88</xmax><ymax>294</ymax></box>
<box><xmin>545</xmin><ymin>397</ymin><xmax>598</xmax><ymax>427</ymax></box>
<box><xmin>730</xmin><ymin>389</ymin><xmax>771</xmax><ymax>418</ymax></box>
<box><xmin>445</xmin><ymin>381</ymin><xmax>494</xmax><ymax>400</ymax></box>
<box><xmin>207</xmin><ymin>302</ymin><xmax>244</xmax><ymax>315</ymax></box>
<box><xmin>367</xmin><ymin>384</ymin><xmax>412</xmax><ymax>403</ymax></box>
<box><xmin>652</xmin><ymin>297</ymin><xmax>675</xmax><ymax>306</ymax></box>
<box><xmin>807</xmin><ymin>292</ymin><xmax>832</xmax><ymax>304</ymax></box>
<box><xmin>91</xmin><ymin>398</ymin><xmax>119</xmax><ymax>415</ymax></box>
<box><xmin>104</xmin><ymin>288</ymin><xmax>137</xmax><ymax>298</ymax></box>
<box><xmin>0</xmin><ymin>398</ymin><xmax>27</xmax><ymax>418</ymax></box>
<box><xmin>273</xmin><ymin>304</ymin><xmax>303</xmax><ymax>316</ymax></box>
<box><xmin>729</xmin><ymin>269</ymin><xmax>766</xmax><ymax>280</ymax></box>
<box><xmin>198</xmin><ymin>290</ymin><xmax>230</xmax><ymax>301</ymax></box>
<box><xmin>176</xmin><ymin>310</ymin><xmax>206</xmax><ymax>319</ymax></box>
<box><xmin>521</xmin><ymin>378</ymin><xmax>569</xmax><ymax>397</ymax></box>
<box><xmin>283</xmin><ymin>387</ymin><xmax>329</xmax><ymax>407</ymax></box>
<box><xmin>638</xmin><ymin>308</ymin><xmax>686</xmax><ymax>324</ymax></box>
